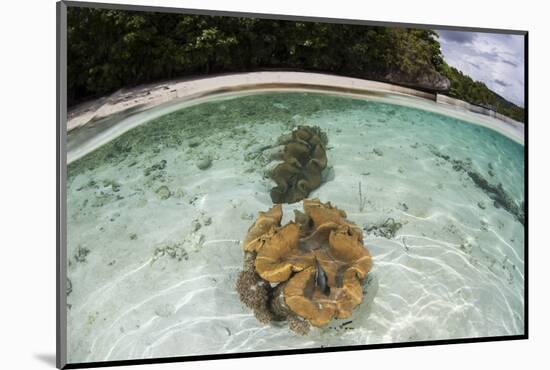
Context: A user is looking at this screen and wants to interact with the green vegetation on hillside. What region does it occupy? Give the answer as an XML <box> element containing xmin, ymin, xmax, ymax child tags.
<box><xmin>438</xmin><ymin>62</ymin><xmax>524</xmax><ymax>122</ymax></box>
<box><xmin>67</xmin><ymin>7</ymin><xmax>524</xmax><ymax>122</ymax></box>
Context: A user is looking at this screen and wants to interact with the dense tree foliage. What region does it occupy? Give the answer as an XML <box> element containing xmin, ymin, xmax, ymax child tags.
<box><xmin>67</xmin><ymin>8</ymin><xmax>524</xmax><ymax>122</ymax></box>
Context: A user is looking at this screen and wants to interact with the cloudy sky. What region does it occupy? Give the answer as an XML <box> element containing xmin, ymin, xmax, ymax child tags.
<box><xmin>436</xmin><ymin>30</ymin><xmax>525</xmax><ymax>107</ymax></box>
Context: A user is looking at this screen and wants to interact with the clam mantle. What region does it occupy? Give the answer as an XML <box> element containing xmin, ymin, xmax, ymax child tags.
<box><xmin>236</xmin><ymin>199</ymin><xmax>373</xmax><ymax>334</ymax></box>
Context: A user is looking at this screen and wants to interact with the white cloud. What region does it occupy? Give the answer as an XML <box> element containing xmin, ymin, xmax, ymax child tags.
<box><xmin>437</xmin><ymin>30</ymin><xmax>525</xmax><ymax>107</ymax></box>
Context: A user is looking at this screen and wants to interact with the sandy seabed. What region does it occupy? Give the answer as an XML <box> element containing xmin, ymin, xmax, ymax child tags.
<box><xmin>66</xmin><ymin>91</ymin><xmax>524</xmax><ymax>363</ymax></box>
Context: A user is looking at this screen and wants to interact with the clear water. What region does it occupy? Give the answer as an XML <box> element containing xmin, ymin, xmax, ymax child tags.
<box><xmin>66</xmin><ymin>92</ymin><xmax>525</xmax><ymax>363</ymax></box>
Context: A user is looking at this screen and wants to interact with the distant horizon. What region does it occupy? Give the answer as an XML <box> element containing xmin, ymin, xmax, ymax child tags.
<box><xmin>436</xmin><ymin>30</ymin><xmax>525</xmax><ymax>108</ymax></box>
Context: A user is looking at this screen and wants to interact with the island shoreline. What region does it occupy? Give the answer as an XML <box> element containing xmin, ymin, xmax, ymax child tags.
<box><xmin>67</xmin><ymin>71</ymin><xmax>524</xmax><ymax>164</ymax></box>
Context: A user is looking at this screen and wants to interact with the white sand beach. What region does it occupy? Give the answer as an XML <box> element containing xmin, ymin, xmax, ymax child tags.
<box><xmin>67</xmin><ymin>72</ymin><xmax>524</xmax><ymax>164</ymax></box>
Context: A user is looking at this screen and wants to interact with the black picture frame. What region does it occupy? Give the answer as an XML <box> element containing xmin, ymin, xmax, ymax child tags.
<box><xmin>56</xmin><ymin>1</ymin><xmax>528</xmax><ymax>368</ymax></box>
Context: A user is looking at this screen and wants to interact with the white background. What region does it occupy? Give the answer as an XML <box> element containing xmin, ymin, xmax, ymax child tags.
<box><xmin>1</xmin><ymin>0</ymin><xmax>548</xmax><ymax>368</ymax></box>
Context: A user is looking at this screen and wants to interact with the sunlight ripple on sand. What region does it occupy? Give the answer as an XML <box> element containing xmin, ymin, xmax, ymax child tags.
<box><xmin>66</xmin><ymin>92</ymin><xmax>524</xmax><ymax>363</ymax></box>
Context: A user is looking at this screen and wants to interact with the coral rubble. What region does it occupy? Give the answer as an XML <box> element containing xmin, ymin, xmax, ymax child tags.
<box><xmin>236</xmin><ymin>199</ymin><xmax>373</xmax><ymax>334</ymax></box>
<box><xmin>429</xmin><ymin>146</ymin><xmax>524</xmax><ymax>226</ymax></box>
<box><xmin>270</xmin><ymin>126</ymin><xmax>328</xmax><ymax>204</ymax></box>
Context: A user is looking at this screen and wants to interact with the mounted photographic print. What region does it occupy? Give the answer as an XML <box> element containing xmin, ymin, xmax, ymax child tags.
<box><xmin>56</xmin><ymin>1</ymin><xmax>527</xmax><ymax>368</ymax></box>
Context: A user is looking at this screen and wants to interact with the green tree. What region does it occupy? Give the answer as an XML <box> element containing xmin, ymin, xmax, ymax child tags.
<box><xmin>67</xmin><ymin>8</ymin><xmax>524</xmax><ymax>122</ymax></box>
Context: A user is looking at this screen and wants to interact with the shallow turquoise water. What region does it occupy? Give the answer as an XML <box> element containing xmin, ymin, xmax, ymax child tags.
<box><xmin>67</xmin><ymin>92</ymin><xmax>524</xmax><ymax>362</ymax></box>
